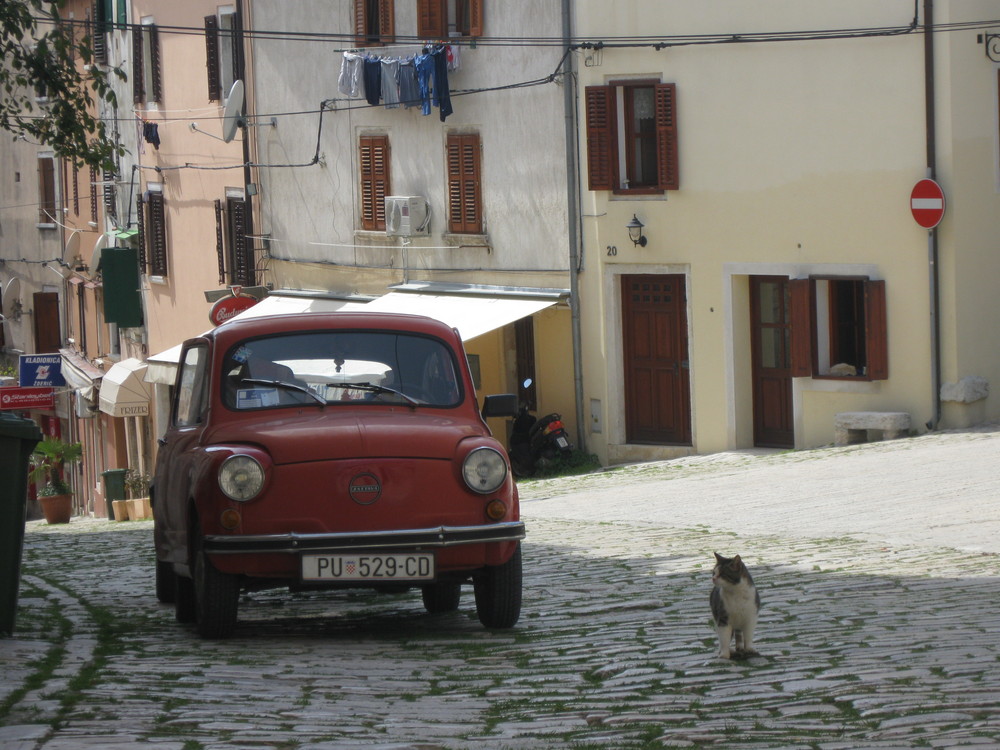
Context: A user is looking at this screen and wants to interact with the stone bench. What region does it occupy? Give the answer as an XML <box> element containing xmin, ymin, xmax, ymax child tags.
<box><xmin>834</xmin><ymin>411</ymin><xmax>911</xmax><ymax>446</ymax></box>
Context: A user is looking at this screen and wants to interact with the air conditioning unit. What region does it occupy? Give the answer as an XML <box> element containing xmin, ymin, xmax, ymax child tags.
<box><xmin>385</xmin><ymin>196</ymin><xmax>430</xmax><ymax>237</ymax></box>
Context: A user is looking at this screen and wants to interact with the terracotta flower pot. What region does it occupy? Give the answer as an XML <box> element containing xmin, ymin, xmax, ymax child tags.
<box><xmin>40</xmin><ymin>494</ymin><xmax>73</xmax><ymax>524</ymax></box>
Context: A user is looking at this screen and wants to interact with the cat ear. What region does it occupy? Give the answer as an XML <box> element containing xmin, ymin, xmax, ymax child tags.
<box><xmin>733</xmin><ymin>555</ymin><xmax>742</xmax><ymax>564</ymax></box>
<box><xmin>714</xmin><ymin>552</ymin><xmax>724</xmax><ymax>563</ymax></box>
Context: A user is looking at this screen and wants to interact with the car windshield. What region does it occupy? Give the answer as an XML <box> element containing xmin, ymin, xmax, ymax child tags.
<box><xmin>222</xmin><ymin>330</ymin><xmax>462</xmax><ymax>410</ymax></box>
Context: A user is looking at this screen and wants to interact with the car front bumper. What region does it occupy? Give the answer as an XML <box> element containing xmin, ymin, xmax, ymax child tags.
<box><xmin>204</xmin><ymin>521</ymin><xmax>526</xmax><ymax>555</ymax></box>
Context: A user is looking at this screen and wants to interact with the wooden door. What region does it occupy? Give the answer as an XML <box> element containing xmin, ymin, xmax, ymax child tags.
<box><xmin>750</xmin><ymin>277</ymin><xmax>794</xmax><ymax>448</ymax></box>
<box><xmin>621</xmin><ymin>274</ymin><xmax>691</xmax><ymax>444</ymax></box>
<box><xmin>33</xmin><ymin>292</ymin><xmax>62</xmax><ymax>353</ymax></box>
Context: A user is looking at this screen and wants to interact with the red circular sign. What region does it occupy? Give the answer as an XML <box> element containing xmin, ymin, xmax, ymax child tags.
<box><xmin>209</xmin><ymin>295</ymin><xmax>258</xmax><ymax>326</ymax></box>
<box><xmin>910</xmin><ymin>178</ymin><xmax>945</xmax><ymax>230</ymax></box>
<box><xmin>348</xmin><ymin>473</ymin><xmax>382</xmax><ymax>505</ymax></box>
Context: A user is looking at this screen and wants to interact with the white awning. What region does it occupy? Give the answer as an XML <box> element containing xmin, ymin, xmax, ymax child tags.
<box><xmin>228</xmin><ymin>294</ymin><xmax>371</xmax><ymax>321</ymax></box>
<box><xmin>99</xmin><ymin>358</ymin><xmax>152</xmax><ymax>417</ymax></box>
<box><xmin>143</xmin><ymin>294</ymin><xmax>371</xmax><ymax>385</ymax></box>
<box><xmin>59</xmin><ymin>348</ymin><xmax>104</xmax><ymax>402</ymax></box>
<box><xmin>363</xmin><ymin>291</ymin><xmax>562</xmax><ymax>341</ymax></box>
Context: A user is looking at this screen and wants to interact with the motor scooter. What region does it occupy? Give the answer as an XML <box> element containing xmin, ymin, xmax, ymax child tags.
<box><xmin>508</xmin><ymin>379</ymin><xmax>573</xmax><ymax>477</ymax></box>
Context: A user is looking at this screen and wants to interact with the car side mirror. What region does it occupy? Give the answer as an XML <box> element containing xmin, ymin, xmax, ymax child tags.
<box><xmin>481</xmin><ymin>393</ymin><xmax>518</xmax><ymax>418</ymax></box>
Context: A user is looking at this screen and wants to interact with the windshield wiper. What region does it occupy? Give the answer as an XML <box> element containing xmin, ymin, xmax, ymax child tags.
<box><xmin>241</xmin><ymin>378</ymin><xmax>327</xmax><ymax>407</ymax></box>
<box><xmin>350</xmin><ymin>381</ymin><xmax>420</xmax><ymax>409</ymax></box>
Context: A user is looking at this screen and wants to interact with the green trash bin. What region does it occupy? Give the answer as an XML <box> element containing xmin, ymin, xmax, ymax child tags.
<box><xmin>0</xmin><ymin>412</ymin><xmax>43</xmax><ymax>636</ymax></box>
<box><xmin>101</xmin><ymin>468</ymin><xmax>128</xmax><ymax>519</ymax></box>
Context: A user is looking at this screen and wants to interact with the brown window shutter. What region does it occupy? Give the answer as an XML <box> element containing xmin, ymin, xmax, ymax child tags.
<box><xmin>147</xmin><ymin>192</ymin><xmax>167</xmax><ymax>276</ymax></box>
<box><xmin>360</xmin><ymin>136</ymin><xmax>390</xmax><ymax>231</ymax></box>
<box><xmin>214</xmin><ymin>199</ymin><xmax>226</xmax><ymax>284</ymax></box>
<box><xmin>90</xmin><ymin>1</ymin><xmax>107</xmax><ymax>66</ymax></box>
<box><xmin>417</xmin><ymin>0</ymin><xmax>446</xmax><ymax>38</ymax></box>
<box><xmin>353</xmin><ymin>0</ymin><xmax>367</xmax><ymax>46</ymax></box>
<box><xmin>132</xmin><ymin>25</ymin><xmax>144</xmax><ymax>104</ymax></box>
<box><xmin>655</xmin><ymin>83</ymin><xmax>679</xmax><ymax>190</ymax></box>
<box><xmin>228</xmin><ymin>197</ymin><xmax>252</xmax><ymax>286</ymax></box>
<box><xmin>135</xmin><ymin>194</ymin><xmax>146</xmax><ymax>271</ymax></box>
<box><xmin>865</xmin><ymin>279</ymin><xmax>888</xmax><ymax>380</ymax></box>
<box><xmin>585</xmin><ymin>86</ymin><xmax>616</xmax><ymax>191</ymax></box>
<box><xmin>205</xmin><ymin>15</ymin><xmax>220</xmax><ymax>101</ymax></box>
<box><xmin>789</xmin><ymin>278</ymin><xmax>814</xmax><ymax>377</ymax></box>
<box><xmin>379</xmin><ymin>0</ymin><xmax>395</xmax><ymax>43</ymax></box>
<box><xmin>37</xmin><ymin>157</ymin><xmax>55</xmax><ymax>223</ymax></box>
<box><xmin>468</xmin><ymin>0</ymin><xmax>484</xmax><ymax>37</ymax></box>
<box><xmin>89</xmin><ymin>166</ymin><xmax>99</xmax><ymax>223</ymax></box>
<box><xmin>149</xmin><ymin>24</ymin><xmax>162</xmax><ymax>102</ymax></box>
<box><xmin>447</xmin><ymin>133</ymin><xmax>482</xmax><ymax>234</ymax></box>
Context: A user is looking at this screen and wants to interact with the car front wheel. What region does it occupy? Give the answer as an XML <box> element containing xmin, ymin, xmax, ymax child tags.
<box><xmin>193</xmin><ymin>530</ymin><xmax>240</xmax><ymax>639</ymax></box>
<box><xmin>473</xmin><ymin>543</ymin><xmax>522</xmax><ymax>629</ymax></box>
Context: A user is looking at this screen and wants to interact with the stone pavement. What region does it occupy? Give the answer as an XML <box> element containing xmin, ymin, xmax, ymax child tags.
<box><xmin>2</xmin><ymin>425</ymin><xmax>1000</xmax><ymax>748</ymax></box>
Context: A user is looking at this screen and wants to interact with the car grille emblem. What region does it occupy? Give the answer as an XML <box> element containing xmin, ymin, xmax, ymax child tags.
<box><xmin>348</xmin><ymin>472</ymin><xmax>382</xmax><ymax>505</ymax></box>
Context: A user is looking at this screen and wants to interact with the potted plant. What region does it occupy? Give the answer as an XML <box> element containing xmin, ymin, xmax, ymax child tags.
<box><xmin>29</xmin><ymin>437</ymin><xmax>83</xmax><ymax>524</ymax></box>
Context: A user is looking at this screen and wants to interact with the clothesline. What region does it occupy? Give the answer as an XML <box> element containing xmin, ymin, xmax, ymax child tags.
<box><xmin>338</xmin><ymin>44</ymin><xmax>459</xmax><ymax>121</ymax></box>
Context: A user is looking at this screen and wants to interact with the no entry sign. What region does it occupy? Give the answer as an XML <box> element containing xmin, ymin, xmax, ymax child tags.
<box><xmin>910</xmin><ymin>178</ymin><xmax>946</xmax><ymax>230</ymax></box>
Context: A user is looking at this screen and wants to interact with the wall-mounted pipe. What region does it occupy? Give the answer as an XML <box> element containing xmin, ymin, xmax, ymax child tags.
<box><xmin>924</xmin><ymin>0</ymin><xmax>941</xmax><ymax>430</ymax></box>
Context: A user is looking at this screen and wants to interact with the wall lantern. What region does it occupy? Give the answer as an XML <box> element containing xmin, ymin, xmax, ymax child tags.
<box><xmin>626</xmin><ymin>214</ymin><xmax>647</xmax><ymax>247</ymax></box>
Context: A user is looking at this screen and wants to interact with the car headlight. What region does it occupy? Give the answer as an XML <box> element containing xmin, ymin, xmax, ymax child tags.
<box><xmin>462</xmin><ymin>447</ymin><xmax>508</xmax><ymax>495</ymax></box>
<box><xmin>219</xmin><ymin>454</ymin><xmax>265</xmax><ymax>501</ymax></box>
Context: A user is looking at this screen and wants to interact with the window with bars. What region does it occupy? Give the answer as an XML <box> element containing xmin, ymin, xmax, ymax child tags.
<box><xmin>417</xmin><ymin>0</ymin><xmax>482</xmax><ymax>38</ymax></box>
<box><xmin>585</xmin><ymin>82</ymin><xmax>678</xmax><ymax>193</ymax></box>
<box><xmin>446</xmin><ymin>133</ymin><xmax>482</xmax><ymax>234</ymax></box>
<box><xmin>354</xmin><ymin>0</ymin><xmax>394</xmax><ymax>47</ymax></box>
<box><xmin>132</xmin><ymin>22</ymin><xmax>162</xmax><ymax>105</ymax></box>
<box><xmin>360</xmin><ymin>135</ymin><xmax>391</xmax><ymax>231</ymax></box>
<box><xmin>205</xmin><ymin>7</ymin><xmax>242</xmax><ymax>102</ymax></box>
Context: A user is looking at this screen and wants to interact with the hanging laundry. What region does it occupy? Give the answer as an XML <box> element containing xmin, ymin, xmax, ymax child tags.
<box><xmin>135</xmin><ymin>118</ymin><xmax>146</xmax><ymax>155</ymax></box>
<box><xmin>414</xmin><ymin>51</ymin><xmax>434</xmax><ymax>116</ymax></box>
<box><xmin>431</xmin><ymin>46</ymin><xmax>453</xmax><ymax>122</ymax></box>
<box><xmin>380</xmin><ymin>58</ymin><xmax>401</xmax><ymax>109</ymax></box>
<box><xmin>142</xmin><ymin>121</ymin><xmax>160</xmax><ymax>150</ymax></box>
<box><xmin>338</xmin><ymin>52</ymin><xmax>366</xmax><ymax>99</ymax></box>
<box><xmin>398</xmin><ymin>58</ymin><xmax>421</xmax><ymax>109</ymax></box>
<box><xmin>363</xmin><ymin>57</ymin><xmax>382</xmax><ymax>106</ymax></box>
<box><xmin>446</xmin><ymin>43</ymin><xmax>461</xmax><ymax>71</ymax></box>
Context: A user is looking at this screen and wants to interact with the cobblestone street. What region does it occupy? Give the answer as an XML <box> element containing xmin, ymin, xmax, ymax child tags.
<box><xmin>2</xmin><ymin>426</ymin><xmax>1000</xmax><ymax>749</ymax></box>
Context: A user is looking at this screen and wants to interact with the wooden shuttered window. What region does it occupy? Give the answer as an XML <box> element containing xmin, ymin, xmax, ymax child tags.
<box><xmin>789</xmin><ymin>278</ymin><xmax>888</xmax><ymax>381</ymax></box>
<box><xmin>655</xmin><ymin>83</ymin><xmax>679</xmax><ymax>190</ymax></box>
<box><xmin>132</xmin><ymin>24</ymin><xmax>162</xmax><ymax>105</ymax></box>
<box><xmin>214</xmin><ymin>199</ymin><xmax>226</xmax><ymax>284</ymax></box>
<box><xmin>37</xmin><ymin>156</ymin><xmax>56</xmax><ymax>224</ymax></box>
<box><xmin>146</xmin><ymin>191</ymin><xmax>168</xmax><ymax>277</ymax></box>
<box><xmin>584</xmin><ymin>86</ymin><xmax>616</xmax><ymax>191</ymax></box>
<box><xmin>205</xmin><ymin>15</ymin><xmax>221</xmax><ymax>102</ymax></box>
<box><xmin>354</xmin><ymin>0</ymin><xmax>395</xmax><ymax>46</ymax></box>
<box><xmin>135</xmin><ymin>194</ymin><xmax>146</xmax><ymax>271</ymax></box>
<box><xmin>584</xmin><ymin>82</ymin><xmax>679</xmax><ymax>192</ymax></box>
<box><xmin>227</xmin><ymin>196</ymin><xmax>253</xmax><ymax>286</ymax></box>
<box><xmin>360</xmin><ymin>135</ymin><xmax>390</xmax><ymax>231</ymax></box>
<box><xmin>90</xmin><ymin>0</ymin><xmax>107</xmax><ymax>66</ymax></box>
<box><xmin>865</xmin><ymin>279</ymin><xmax>888</xmax><ymax>380</ymax></box>
<box><xmin>417</xmin><ymin>0</ymin><xmax>482</xmax><ymax>38</ymax></box>
<box><xmin>447</xmin><ymin>133</ymin><xmax>482</xmax><ymax>234</ymax></box>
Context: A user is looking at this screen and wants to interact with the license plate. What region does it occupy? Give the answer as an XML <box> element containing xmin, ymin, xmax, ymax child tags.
<box><xmin>301</xmin><ymin>552</ymin><xmax>434</xmax><ymax>582</ymax></box>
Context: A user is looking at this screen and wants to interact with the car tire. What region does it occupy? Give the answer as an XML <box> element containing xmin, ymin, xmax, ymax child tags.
<box><xmin>421</xmin><ymin>581</ymin><xmax>462</xmax><ymax>613</ymax></box>
<box><xmin>156</xmin><ymin>559</ymin><xmax>176</xmax><ymax>603</ymax></box>
<box><xmin>193</xmin><ymin>531</ymin><xmax>240</xmax><ymax>639</ymax></box>
<box><xmin>473</xmin><ymin>542</ymin><xmax>522</xmax><ymax>629</ymax></box>
<box><xmin>174</xmin><ymin>574</ymin><xmax>196</xmax><ymax>624</ymax></box>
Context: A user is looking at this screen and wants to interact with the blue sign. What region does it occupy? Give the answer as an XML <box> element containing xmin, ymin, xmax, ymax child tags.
<box><xmin>19</xmin><ymin>354</ymin><xmax>66</xmax><ymax>387</ymax></box>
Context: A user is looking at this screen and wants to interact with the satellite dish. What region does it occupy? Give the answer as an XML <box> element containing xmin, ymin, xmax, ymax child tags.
<box><xmin>65</xmin><ymin>231</ymin><xmax>81</xmax><ymax>259</ymax></box>
<box><xmin>221</xmin><ymin>79</ymin><xmax>245</xmax><ymax>143</ymax></box>
<box><xmin>2</xmin><ymin>278</ymin><xmax>22</xmax><ymax>321</ymax></box>
<box><xmin>91</xmin><ymin>234</ymin><xmax>108</xmax><ymax>271</ymax></box>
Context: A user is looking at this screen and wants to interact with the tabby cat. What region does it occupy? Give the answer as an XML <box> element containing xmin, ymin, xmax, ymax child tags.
<box><xmin>709</xmin><ymin>552</ymin><xmax>761</xmax><ymax>659</ymax></box>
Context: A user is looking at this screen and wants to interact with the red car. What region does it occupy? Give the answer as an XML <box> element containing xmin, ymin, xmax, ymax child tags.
<box><xmin>152</xmin><ymin>312</ymin><xmax>524</xmax><ymax>638</ymax></box>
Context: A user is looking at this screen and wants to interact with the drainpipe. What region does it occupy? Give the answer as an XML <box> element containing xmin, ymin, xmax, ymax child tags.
<box><xmin>924</xmin><ymin>0</ymin><xmax>941</xmax><ymax>429</ymax></box>
<box><xmin>562</xmin><ymin>0</ymin><xmax>586</xmax><ymax>451</ymax></box>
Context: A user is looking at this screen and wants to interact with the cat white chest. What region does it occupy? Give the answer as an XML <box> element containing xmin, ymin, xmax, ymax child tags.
<box><xmin>719</xmin><ymin>584</ymin><xmax>758</xmax><ymax>627</ymax></box>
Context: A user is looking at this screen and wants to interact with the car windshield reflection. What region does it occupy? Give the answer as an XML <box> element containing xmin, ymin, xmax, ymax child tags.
<box><xmin>222</xmin><ymin>330</ymin><xmax>462</xmax><ymax>410</ymax></box>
